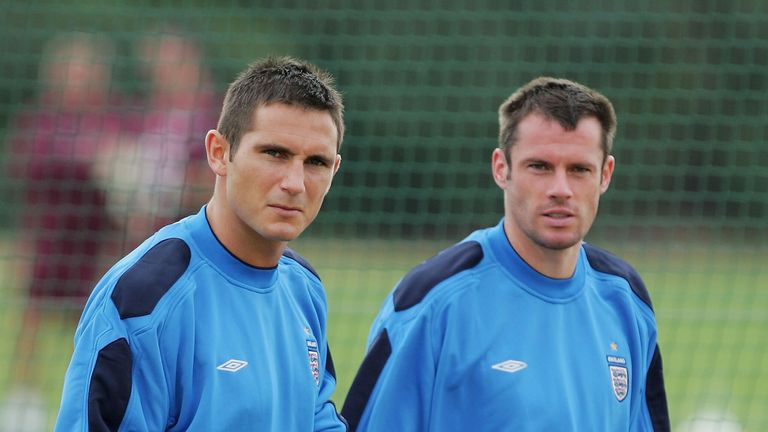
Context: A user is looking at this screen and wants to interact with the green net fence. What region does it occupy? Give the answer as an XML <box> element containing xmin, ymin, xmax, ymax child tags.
<box><xmin>0</xmin><ymin>0</ymin><xmax>766</xmax><ymax>430</ymax></box>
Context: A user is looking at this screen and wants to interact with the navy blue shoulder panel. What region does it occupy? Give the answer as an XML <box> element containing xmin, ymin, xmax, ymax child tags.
<box><xmin>583</xmin><ymin>243</ymin><xmax>653</xmax><ymax>310</ymax></box>
<box><xmin>89</xmin><ymin>338</ymin><xmax>132</xmax><ymax>431</ymax></box>
<box><xmin>393</xmin><ymin>241</ymin><xmax>483</xmax><ymax>312</ymax></box>
<box><xmin>111</xmin><ymin>238</ymin><xmax>191</xmax><ymax>319</ymax></box>
<box><xmin>283</xmin><ymin>248</ymin><xmax>320</xmax><ymax>280</ymax></box>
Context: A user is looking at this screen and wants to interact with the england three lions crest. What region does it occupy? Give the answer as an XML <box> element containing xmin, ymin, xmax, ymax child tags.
<box><xmin>307</xmin><ymin>340</ymin><xmax>320</xmax><ymax>386</ymax></box>
<box><xmin>607</xmin><ymin>355</ymin><xmax>628</xmax><ymax>402</ymax></box>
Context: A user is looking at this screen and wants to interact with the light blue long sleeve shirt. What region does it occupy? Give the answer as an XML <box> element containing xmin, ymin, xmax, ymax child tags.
<box><xmin>56</xmin><ymin>207</ymin><xmax>347</xmax><ymax>431</ymax></box>
<box><xmin>343</xmin><ymin>220</ymin><xmax>669</xmax><ymax>431</ymax></box>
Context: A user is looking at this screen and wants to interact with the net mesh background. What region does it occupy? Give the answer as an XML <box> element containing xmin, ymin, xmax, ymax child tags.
<box><xmin>0</xmin><ymin>0</ymin><xmax>766</xmax><ymax>430</ymax></box>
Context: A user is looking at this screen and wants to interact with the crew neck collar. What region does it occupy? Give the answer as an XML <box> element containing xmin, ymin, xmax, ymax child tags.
<box><xmin>186</xmin><ymin>206</ymin><xmax>279</xmax><ymax>291</ymax></box>
<box><xmin>486</xmin><ymin>219</ymin><xmax>586</xmax><ymax>301</ymax></box>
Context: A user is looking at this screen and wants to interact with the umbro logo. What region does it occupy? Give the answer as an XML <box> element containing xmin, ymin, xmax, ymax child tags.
<box><xmin>492</xmin><ymin>360</ymin><xmax>528</xmax><ymax>373</ymax></box>
<box><xmin>217</xmin><ymin>359</ymin><xmax>248</xmax><ymax>372</ymax></box>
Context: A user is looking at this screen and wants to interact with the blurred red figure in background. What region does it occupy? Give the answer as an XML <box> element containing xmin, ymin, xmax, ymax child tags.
<box><xmin>8</xmin><ymin>32</ymin><xmax>125</xmax><ymax>309</ymax></box>
<box><xmin>99</xmin><ymin>28</ymin><xmax>219</xmax><ymax>250</ymax></box>
<box><xmin>2</xmin><ymin>34</ymin><xmax>130</xmax><ymax>426</ymax></box>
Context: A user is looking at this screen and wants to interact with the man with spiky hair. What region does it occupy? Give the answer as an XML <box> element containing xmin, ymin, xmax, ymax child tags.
<box><xmin>343</xmin><ymin>77</ymin><xmax>670</xmax><ymax>431</ymax></box>
<box><xmin>57</xmin><ymin>57</ymin><xmax>348</xmax><ymax>431</ymax></box>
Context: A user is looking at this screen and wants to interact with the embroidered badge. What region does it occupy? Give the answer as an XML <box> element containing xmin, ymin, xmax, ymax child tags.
<box><xmin>307</xmin><ymin>340</ymin><xmax>320</xmax><ymax>386</ymax></box>
<box><xmin>607</xmin><ymin>355</ymin><xmax>628</xmax><ymax>402</ymax></box>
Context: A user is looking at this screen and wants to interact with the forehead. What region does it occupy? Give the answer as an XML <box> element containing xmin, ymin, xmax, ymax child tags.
<box><xmin>511</xmin><ymin>113</ymin><xmax>603</xmax><ymax>161</ymax></box>
<box><xmin>247</xmin><ymin>103</ymin><xmax>337</xmax><ymax>152</ymax></box>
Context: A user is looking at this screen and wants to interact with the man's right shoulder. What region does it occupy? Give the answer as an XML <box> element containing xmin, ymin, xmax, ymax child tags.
<box><xmin>106</xmin><ymin>236</ymin><xmax>194</xmax><ymax>320</ymax></box>
<box><xmin>392</xmin><ymin>241</ymin><xmax>484</xmax><ymax>312</ymax></box>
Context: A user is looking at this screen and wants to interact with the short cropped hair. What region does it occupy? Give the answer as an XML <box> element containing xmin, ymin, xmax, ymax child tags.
<box><xmin>217</xmin><ymin>56</ymin><xmax>344</xmax><ymax>157</ymax></box>
<box><xmin>498</xmin><ymin>77</ymin><xmax>616</xmax><ymax>162</ymax></box>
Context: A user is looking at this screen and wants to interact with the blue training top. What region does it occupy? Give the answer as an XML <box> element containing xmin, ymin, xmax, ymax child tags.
<box><xmin>56</xmin><ymin>206</ymin><xmax>347</xmax><ymax>431</ymax></box>
<box><xmin>342</xmin><ymin>220</ymin><xmax>669</xmax><ymax>431</ymax></box>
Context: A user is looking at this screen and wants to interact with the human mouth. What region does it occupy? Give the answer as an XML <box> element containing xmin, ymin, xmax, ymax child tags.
<box><xmin>542</xmin><ymin>208</ymin><xmax>574</xmax><ymax>224</ymax></box>
<box><xmin>269</xmin><ymin>204</ymin><xmax>302</xmax><ymax>216</ymax></box>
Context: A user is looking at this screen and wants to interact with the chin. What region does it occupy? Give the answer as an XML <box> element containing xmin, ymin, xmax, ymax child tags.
<box><xmin>264</xmin><ymin>225</ymin><xmax>305</xmax><ymax>242</ymax></box>
<box><xmin>265</xmin><ymin>231</ymin><xmax>300</xmax><ymax>243</ymax></box>
<box><xmin>538</xmin><ymin>235</ymin><xmax>582</xmax><ymax>251</ymax></box>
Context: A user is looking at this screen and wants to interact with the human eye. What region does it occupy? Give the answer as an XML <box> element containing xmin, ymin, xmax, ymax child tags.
<box><xmin>262</xmin><ymin>146</ymin><xmax>289</xmax><ymax>159</ymax></box>
<box><xmin>306</xmin><ymin>156</ymin><xmax>329</xmax><ymax>167</ymax></box>
<box><xmin>528</xmin><ymin>162</ymin><xmax>549</xmax><ymax>171</ymax></box>
<box><xmin>570</xmin><ymin>165</ymin><xmax>592</xmax><ymax>175</ymax></box>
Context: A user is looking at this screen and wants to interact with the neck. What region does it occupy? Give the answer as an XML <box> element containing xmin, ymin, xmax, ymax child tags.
<box><xmin>503</xmin><ymin>223</ymin><xmax>580</xmax><ymax>279</ymax></box>
<box><xmin>205</xmin><ymin>192</ymin><xmax>286</xmax><ymax>268</ymax></box>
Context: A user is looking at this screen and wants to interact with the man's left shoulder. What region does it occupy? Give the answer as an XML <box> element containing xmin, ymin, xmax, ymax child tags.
<box><xmin>281</xmin><ymin>248</ymin><xmax>321</xmax><ymax>282</ymax></box>
<box><xmin>583</xmin><ymin>243</ymin><xmax>654</xmax><ymax>310</ymax></box>
<box><xmin>280</xmin><ymin>249</ymin><xmax>331</xmax><ymax>317</ymax></box>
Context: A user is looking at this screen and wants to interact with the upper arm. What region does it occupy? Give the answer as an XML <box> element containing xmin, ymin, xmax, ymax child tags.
<box><xmin>643</xmin><ymin>345</ymin><xmax>670</xmax><ymax>432</ymax></box>
<box><xmin>57</xmin><ymin>238</ymin><xmax>192</xmax><ymax>431</ymax></box>
<box><xmin>342</xmin><ymin>307</ymin><xmax>439</xmax><ymax>432</ymax></box>
<box><xmin>342</xmin><ymin>242</ymin><xmax>483</xmax><ymax>431</ymax></box>
<box><xmin>56</xmin><ymin>304</ymin><xmax>134</xmax><ymax>432</ymax></box>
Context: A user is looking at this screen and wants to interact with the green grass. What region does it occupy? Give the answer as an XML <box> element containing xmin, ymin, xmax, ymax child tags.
<box><xmin>1</xmin><ymin>239</ymin><xmax>766</xmax><ymax>431</ymax></box>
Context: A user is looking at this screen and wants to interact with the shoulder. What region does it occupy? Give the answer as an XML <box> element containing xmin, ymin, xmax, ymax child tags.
<box><xmin>583</xmin><ymin>243</ymin><xmax>654</xmax><ymax>310</ymax></box>
<box><xmin>280</xmin><ymin>248</ymin><xmax>328</xmax><ymax>304</ymax></box>
<box><xmin>110</xmin><ymin>236</ymin><xmax>194</xmax><ymax>319</ymax></box>
<box><xmin>279</xmin><ymin>248</ymin><xmax>332</xmax><ymax>323</ymax></box>
<box><xmin>281</xmin><ymin>248</ymin><xmax>321</xmax><ymax>282</ymax></box>
<box><xmin>393</xmin><ymin>240</ymin><xmax>485</xmax><ymax>312</ymax></box>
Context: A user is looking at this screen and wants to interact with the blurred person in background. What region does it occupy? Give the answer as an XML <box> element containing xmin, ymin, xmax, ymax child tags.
<box><xmin>2</xmin><ymin>31</ymin><xmax>127</xmax><ymax>430</ymax></box>
<box><xmin>56</xmin><ymin>57</ymin><xmax>348</xmax><ymax>431</ymax></box>
<box><xmin>8</xmin><ymin>32</ymin><xmax>120</xmax><ymax>313</ymax></box>
<box><xmin>96</xmin><ymin>26</ymin><xmax>218</xmax><ymax>251</ymax></box>
<box><xmin>342</xmin><ymin>77</ymin><xmax>670</xmax><ymax>431</ymax></box>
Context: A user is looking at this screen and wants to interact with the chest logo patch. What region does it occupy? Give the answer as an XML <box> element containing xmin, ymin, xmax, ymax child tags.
<box><xmin>217</xmin><ymin>359</ymin><xmax>248</xmax><ymax>373</ymax></box>
<box><xmin>307</xmin><ymin>340</ymin><xmax>320</xmax><ymax>386</ymax></box>
<box><xmin>491</xmin><ymin>359</ymin><xmax>528</xmax><ymax>373</ymax></box>
<box><xmin>607</xmin><ymin>355</ymin><xmax>629</xmax><ymax>402</ymax></box>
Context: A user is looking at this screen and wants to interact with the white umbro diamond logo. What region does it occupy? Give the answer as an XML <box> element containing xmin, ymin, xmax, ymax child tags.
<box><xmin>217</xmin><ymin>359</ymin><xmax>248</xmax><ymax>372</ymax></box>
<box><xmin>491</xmin><ymin>360</ymin><xmax>528</xmax><ymax>373</ymax></box>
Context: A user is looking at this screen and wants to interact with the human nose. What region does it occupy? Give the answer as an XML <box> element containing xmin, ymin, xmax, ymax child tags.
<box><xmin>280</xmin><ymin>160</ymin><xmax>306</xmax><ymax>194</ymax></box>
<box><xmin>547</xmin><ymin>169</ymin><xmax>573</xmax><ymax>200</ymax></box>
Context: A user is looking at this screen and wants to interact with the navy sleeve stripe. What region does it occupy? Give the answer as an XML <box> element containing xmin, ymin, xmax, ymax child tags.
<box><xmin>283</xmin><ymin>248</ymin><xmax>320</xmax><ymax>280</ymax></box>
<box><xmin>88</xmin><ymin>338</ymin><xmax>132</xmax><ymax>432</ymax></box>
<box><xmin>326</xmin><ymin>344</ymin><xmax>337</xmax><ymax>379</ymax></box>
<box><xmin>341</xmin><ymin>329</ymin><xmax>392</xmax><ymax>431</ymax></box>
<box><xmin>583</xmin><ymin>243</ymin><xmax>654</xmax><ymax>310</ymax></box>
<box><xmin>393</xmin><ymin>241</ymin><xmax>483</xmax><ymax>311</ymax></box>
<box><xmin>111</xmin><ymin>238</ymin><xmax>191</xmax><ymax>319</ymax></box>
<box><xmin>647</xmin><ymin>345</ymin><xmax>671</xmax><ymax>431</ymax></box>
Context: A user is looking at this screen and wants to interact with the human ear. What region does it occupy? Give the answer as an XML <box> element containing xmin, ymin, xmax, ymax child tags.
<box><xmin>491</xmin><ymin>148</ymin><xmax>509</xmax><ymax>188</ymax></box>
<box><xmin>600</xmin><ymin>155</ymin><xmax>615</xmax><ymax>193</ymax></box>
<box><xmin>323</xmin><ymin>154</ymin><xmax>342</xmax><ymax>195</ymax></box>
<box><xmin>205</xmin><ymin>130</ymin><xmax>229</xmax><ymax>177</ymax></box>
<box><xmin>332</xmin><ymin>154</ymin><xmax>342</xmax><ymax>176</ymax></box>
